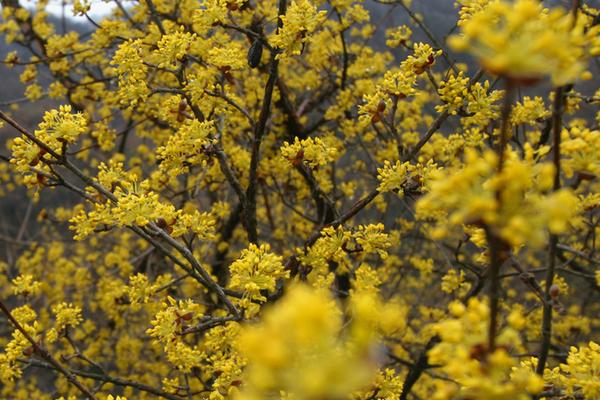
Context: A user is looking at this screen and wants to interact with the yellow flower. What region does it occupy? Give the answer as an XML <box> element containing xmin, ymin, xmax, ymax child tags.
<box><xmin>156</xmin><ymin>119</ymin><xmax>215</xmax><ymax>177</ymax></box>
<box><xmin>441</xmin><ymin>269</ymin><xmax>471</xmax><ymax>296</ymax></box>
<box><xmin>0</xmin><ymin>306</ymin><xmax>40</xmax><ymax>383</ymax></box>
<box><xmin>561</xmin><ymin>126</ymin><xmax>600</xmax><ymax>179</ymax></box>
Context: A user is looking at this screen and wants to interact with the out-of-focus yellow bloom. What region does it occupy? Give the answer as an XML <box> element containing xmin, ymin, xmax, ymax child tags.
<box><xmin>449</xmin><ymin>0</ymin><xmax>600</xmax><ymax>85</ymax></box>
<box><xmin>429</xmin><ymin>298</ymin><xmax>544</xmax><ymax>399</ymax></box>
<box><xmin>236</xmin><ymin>284</ymin><xmax>402</xmax><ymax>399</ymax></box>
<box><xmin>561</xmin><ymin>126</ymin><xmax>600</xmax><ymax>179</ymax></box>
<box><xmin>385</xmin><ymin>25</ymin><xmax>412</xmax><ymax>48</ymax></box>
<box><xmin>416</xmin><ymin>148</ymin><xmax>579</xmax><ymax>247</ymax></box>
<box><xmin>11</xmin><ymin>274</ymin><xmax>41</xmax><ymax>297</ymax></box>
<box><xmin>441</xmin><ymin>269</ymin><xmax>471</xmax><ymax>296</ymax></box>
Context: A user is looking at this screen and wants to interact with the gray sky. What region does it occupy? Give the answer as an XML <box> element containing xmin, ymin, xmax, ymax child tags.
<box><xmin>18</xmin><ymin>0</ymin><xmax>114</xmax><ymax>20</ymax></box>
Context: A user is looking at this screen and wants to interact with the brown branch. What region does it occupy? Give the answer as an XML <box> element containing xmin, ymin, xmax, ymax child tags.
<box><xmin>536</xmin><ymin>85</ymin><xmax>566</xmax><ymax>376</ymax></box>
<box><xmin>179</xmin><ymin>316</ymin><xmax>240</xmax><ymax>335</ymax></box>
<box><xmin>214</xmin><ymin>149</ymin><xmax>247</xmax><ymax>205</ymax></box>
<box><xmin>244</xmin><ymin>0</ymin><xmax>287</xmax><ymax>244</ymax></box>
<box><xmin>399</xmin><ymin>336</ymin><xmax>441</xmax><ymax>400</ymax></box>
<box><xmin>485</xmin><ymin>79</ymin><xmax>516</xmax><ymax>352</ymax></box>
<box><xmin>145</xmin><ymin>0</ymin><xmax>166</xmax><ymax>35</ymax></box>
<box><xmin>557</xmin><ymin>243</ymin><xmax>600</xmax><ymax>265</ymax></box>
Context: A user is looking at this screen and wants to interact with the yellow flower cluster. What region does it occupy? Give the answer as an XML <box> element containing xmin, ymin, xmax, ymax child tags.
<box><xmin>70</xmin><ymin>166</ymin><xmax>216</xmax><ymax>241</ymax></box>
<box><xmin>416</xmin><ymin>148</ymin><xmax>579</xmax><ymax>247</ymax></box>
<box><xmin>561</xmin><ymin>126</ymin><xmax>600</xmax><ymax>179</ymax></box>
<box><xmin>156</xmin><ymin>119</ymin><xmax>215</xmax><ymax>176</ymax></box>
<box><xmin>1</xmin><ymin>0</ymin><xmax>599</xmax><ymax>398</ymax></box>
<box><xmin>440</xmin><ymin>269</ymin><xmax>471</xmax><ymax>297</ymax></box>
<box><xmin>510</xmin><ymin>96</ymin><xmax>550</xmax><ymax>125</ymax></box>
<box><xmin>237</xmin><ymin>284</ymin><xmax>404</xmax><ymax>399</ymax></box>
<box><xmin>404</xmin><ymin>43</ymin><xmax>443</xmax><ymax>75</ymax></box>
<box><xmin>9</xmin><ymin>105</ymin><xmax>87</xmax><ymax>192</ymax></box>
<box><xmin>545</xmin><ymin>341</ymin><xmax>600</xmax><ymax>398</ymax></box>
<box><xmin>71</xmin><ymin>0</ymin><xmax>91</xmax><ymax>16</ymax></box>
<box><xmin>110</xmin><ymin>39</ymin><xmax>149</xmax><ymax>106</ymax></box>
<box><xmin>298</xmin><ymin>224</ymin><xmax>391</xmax><ymax>281</ymax></box>
<box><xmin>11</xmin><ymin>274</ymin><xmax>41</xmax><ymax>297</ymax></box>
<box><xmin>155</xmin><ymin>28</ymin><xmax>196</xmax><ymax>68</ymax></box>
<box><xmin>193</xmin><ymin>0</ymin><xmax>243</xmax><ymax>33</ymax></box>
<box><xmin>147</xmin><ymin>297</ymin><xmax>205</xmax><ymax>372</ymax></box>
<box><xmin>436</xmin><ymin>71</ymin><xmax>470</xmax><ymax>115</ymax></box>
<box><xmin>429</xmin><ymin>298</ymin><xmax>544</xmax><ymax>399</ymax></box>
<box><xmin>280</xmin><ymin>136</ymin><xmax>339</xmax><ymax>169</ymax></box>
<box><xmin>0</xmin><ymin>306</ymin><xmax>40</xmax><ymax>383</ymax></box>
<box><xmin>358</xmin><ymin>42</ymin><xmax>441</xmax><ymax>125</ymax></box>
<box><xmin>455</xmin><ymin>0</ymin><xmax>495</xmax><ymax>26</ymax></box>
<box><xmin>271</xmin><ymin>0</ymin><xmax>327</xmax><ymax>58</ymax></box>
<box><xmin>449</xmin><ymin>0</ymin><xmax>600</xmax><ymax>85</ymax></box>
<box><xmin>461</xmin><ymin>80</ymin><xmax>503</xmax><ymax>127</ymax></box>
<box><xmin>382</xmin><ymin>68</ymin><xmax>417</xmax><ymax>98</ymax></box>
<box><xmin>377</xmin><ymin>160</ymin><xmax>411</xmax><ymax>193</ymax></box>
<box><xmin>229</xmin><ymin>244</ymin><xmax>289</xmax><ymax>310</ymax></box>
<box><xmin>127</xmin><ymin>273</ymin><xmax>159</xmax><ymax>307</ymax></box>
<box><xmin>11</xmin><ymin>105</ymin><xmax>87</xmax><ymax>167</ymax></box>
<box><xmin>377</xmin><ymin>160</ymin><xmax>437</xmax><ymax>195</ymax></box>
<box><xmin>46</xmin><ymin>303</ymin><xmax>83</xmax><ymax>343</ymax></box>
<box><xmin>385</xmin><ymin>25</ymin><xmax>412</xmax><ymax>48</ymax></box>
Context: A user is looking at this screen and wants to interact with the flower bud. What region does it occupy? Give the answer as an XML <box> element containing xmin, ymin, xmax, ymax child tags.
<box><xmin>549</xmin><ymin>284</ymin><xmax>560</xmax><ymax>299</ymax></box>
